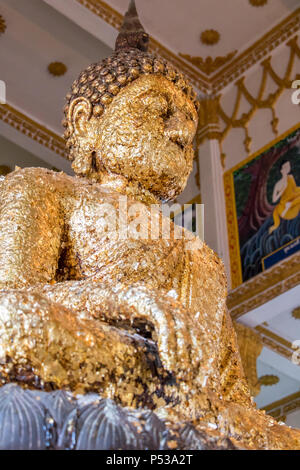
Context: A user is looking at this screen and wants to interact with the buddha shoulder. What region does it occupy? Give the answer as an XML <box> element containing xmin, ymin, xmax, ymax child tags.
<box><xmin>0</xmin><ymin>167</ymin><xmax>148</xmax><ymax>209</ymax></box>
<box><xmin>0</xmin><ymin>167</ymin><xmax>75</xmax><ymax>194</ymax></box>
<box><xmin>0</xmin><ymin>167</ymin><xmax>106</xmax><ymax>202</ymax></box>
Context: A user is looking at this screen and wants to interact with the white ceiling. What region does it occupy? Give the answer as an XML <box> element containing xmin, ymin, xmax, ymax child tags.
<box><xmin>255</xmin><ymin>347</ymin><xmax>300</xmax><ymax>409</ymax></box>
<box><xmin>266</xmin><ymin>308</ymin><xmax>300</xmax><ymax>345</ymax></box>
<box><xmin>108</xmin><ymin>0</ymin><xmax>300</xmax><ymax>57</ymax></box>
<box><xmin>239</xmin><ymin>287</ymin><xmax>300</xmax><ymax>424</ymax></box>
<box><xmin>1</xmin><ymin>0</ymin><xmax>299</xmax><ymax>139</ymax></box>
<box><xmin>0</xmin><ymin>132</ymin><xmax>53</xmax><ymax>170</ymax></box>
<box><xmin>239</xmin><ymin>284</ymin><xmax>300</xmax><ymax>329</ymax></box>
<box><xmin>0</xmin><ymin>0</ymin><xmax>298</xmax><ymax>165</ymax></box>
<box><xmin>0</xmin><ymin>0</ymin><xmax>111</xmax><ymax>136</ymax></box>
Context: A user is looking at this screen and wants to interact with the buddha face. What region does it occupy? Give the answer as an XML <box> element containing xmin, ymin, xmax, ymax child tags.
<box><xmin>71</xmin><ymin>74</ymin><xmax>198</xmax><ymax>201</ymax></box>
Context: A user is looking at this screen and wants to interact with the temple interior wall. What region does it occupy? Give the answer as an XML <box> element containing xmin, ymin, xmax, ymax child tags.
<box><xmin>0</xmin><ymin>133</ymin><xmax>53</xmax><ymax>172</ymax></box>
<box><xmin>198</xmin><ymin>35</ymin><xmax>300</xmax><ymax>285</ymax></box>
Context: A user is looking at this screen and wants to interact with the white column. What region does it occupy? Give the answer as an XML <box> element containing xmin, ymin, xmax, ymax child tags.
<box><xmin>197</xmin><ymin>138</ymin><xmax>231</xmax><ymax>284</ymax></box>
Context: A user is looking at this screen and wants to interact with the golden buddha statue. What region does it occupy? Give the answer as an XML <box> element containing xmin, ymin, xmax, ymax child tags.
<box><xmin>0</xmin><ymin>0</ymin><xmax>299</xmax><ymax>450</ymax></box>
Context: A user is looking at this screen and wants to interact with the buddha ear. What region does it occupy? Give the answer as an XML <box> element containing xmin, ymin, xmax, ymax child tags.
<box><xmin>67</xmin><ymin>97</ymin><xmax>93</xmax><ymax>137</ymax></box>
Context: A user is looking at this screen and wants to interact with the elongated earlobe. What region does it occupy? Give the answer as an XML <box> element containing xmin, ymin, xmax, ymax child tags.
<box><xmin>67</xmin><ymin>97</ymin><xmax>93</xmax><ymax>137</ymax></box>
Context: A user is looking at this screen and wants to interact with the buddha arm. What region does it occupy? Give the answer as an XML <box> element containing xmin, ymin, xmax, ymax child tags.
<box><xmin>0</xmin><ymin>169</ymin><xmax>63</xmax><ymax>288</ymax></box>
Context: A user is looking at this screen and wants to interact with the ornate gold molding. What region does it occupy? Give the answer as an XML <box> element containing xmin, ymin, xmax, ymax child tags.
<box><xmin>0</xmin><ymin>104</ymin><xmax>66</xmax><ymax>159</ymax></box>
<box><xmin>200</xmin><ymin>29</ymin><xmax>220</xmax><ymax>46</ymax></box>
<box><xmin>256</xmin><ymin>325</ymin><xmax>292</xmax><ymax>349</ymax></box>
<box><xmin>255</xmin><ymin>325</ymin><xmax>294</xmax><ymax>360</ymax></box>
<box><xmin>259</xmin><ymin>334</ymin><xmax>292</xmax><ymax>360</ymax></box>
<box><xmin>249</xmin><ymin>0</ymin><xmax>268</xmax><ymax>6</ymax></box>
<box><xmin>233</xmin><ymin>323</ymin><xmax>294</xmax><ymax>395</ymax></box>
<box><xmin>212</xmin><ymin>8</ymin><xmax>300</xmax><ymax>92</ymax></box>
<box><xmin>292</xmin><ymin>307</ymin><xmax>300</xmax><ymax>319</ymax></box>
<box><xmin>218</xmin><ymin>36</ymin><xmax>300</xmax><ymax>161</ymax></box>
<box><xmin>77</xmin><ymin>0</ymin><xmax>121</xmax><ymax>29</ymax></box>
<box><xmin>235</xmin><ymin>323</ymin><xmax>294</xmax><ymax>364</ymax></box>
<box><xmin>263</xmin><ymin>391</ymin><xmax>300</xmax><ymax>422</ymax></box>
<box><xmin>196</xmin><ymin>95</ymin><xmax>225</xmax><ymax>166</ymax></box>
<box><xmin>179</xmin><ymin>50</ymin><xmax>237</xmax><ymax>76</ymax></box>
<box><xmin>76</xmin><ymin>1</ymin><xmax>300</xmax><ymax>93</ymax></box>
<box><xmin>196</xmin><ymin>95</ymin><xmax>221</xmax><ymax>144</ymax></box>
<box><xmin>258</xmin><ymin>374</ymin><xmax>279</xmax><ymax>386</ymax></box>
<box><xmin>48</xmin><ymin>62</ymin><xmax>68</xmax><ymax>77</ymax></box>
<box><xmin>0</xmin><ymin>14</ymin><xmax>6</xmax><ymax>35</ymax></box>
<box><xmin>228</xmin><ymin>251</ymin><xmax>300</xmax><ymax>320</ymax></box>
<box><xmin>187</xmin><ymin>193</ymin><xmax>202</xmax><ymax>205</ymax></box>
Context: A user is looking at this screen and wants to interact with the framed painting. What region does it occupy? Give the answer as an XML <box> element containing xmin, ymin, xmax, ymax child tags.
<box><xmin>224</xmin><ymin>123</ymin><xmax>300</xmax><ymax>288</ymax></box>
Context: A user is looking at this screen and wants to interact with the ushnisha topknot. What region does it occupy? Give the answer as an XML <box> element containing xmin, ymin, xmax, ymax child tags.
<box><xmin>115</xmin><ymin>0</ymin><xmax>149</xmax><ymax>52</ymax></box>
<box><xmin>62</xmin><ymin>0</ymin><xmax>199</xmax><ymax>161</ymax></box>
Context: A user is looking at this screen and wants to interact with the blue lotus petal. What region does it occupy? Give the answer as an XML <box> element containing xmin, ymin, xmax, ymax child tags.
<box><xmin>0</xmin><ymin>384</ymin><xmax>47</xmax><ymax>450</ymax></box>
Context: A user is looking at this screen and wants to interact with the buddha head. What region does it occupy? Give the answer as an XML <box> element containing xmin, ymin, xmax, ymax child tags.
<box><xmin>63</xmin><ymin>0</ymin><xmax>199</xmax><ymax>202</ymax></box>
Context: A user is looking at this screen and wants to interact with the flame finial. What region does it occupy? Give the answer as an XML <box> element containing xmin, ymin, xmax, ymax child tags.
<box><xmin>115</xmin><ymin>0</ymin><xmax>149</xmax><ymax>52</ymax></box>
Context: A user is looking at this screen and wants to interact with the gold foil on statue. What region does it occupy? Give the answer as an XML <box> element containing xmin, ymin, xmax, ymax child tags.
<box><xmin>234</xmin><ymin>321</ymin><xmax>263</xmax><ymax>397</ymax></box>
<box><xmin>0</xmin><ymin>0</ymin><xmax>299</xmax><ymax>450</ymax></box>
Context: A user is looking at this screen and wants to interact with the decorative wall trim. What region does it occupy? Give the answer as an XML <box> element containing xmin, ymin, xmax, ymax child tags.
<box><xmin>258</xmin><ymin>374</ymin><xmax>279</xmax><ymax>386</ymax></box>
<box><xmin>234</xmin><ymin>321</ymin><xmax>293</xmax><ymax>360</ymax></box>
<box><xmin>234</xmin><ymin>322</ymin><xmax>294</xmax><ymax>364</ymax></box>
<box><xmin>255</xmin><ymin>325</ymin><xmax>294</xmax><ymax>360</ymax></box>
<box><xmin>249</xmin><ymin>0</ymin><xmax>268</xmax><ymax>6</ymax></box>
<box><xmin>228</xmin><ymin>251</ymin><xmax>300</xmax><ymax>320</ymax></box>
<box><xmin>76</xmin><ymin>1</ymin><xmax>300</xmax><ymax>93</ymax></box>
<box><xmin>0</xmin><ymin>14</ymin><xmax>6</xmax><ymax>35</ymax></box>
<box><xmin>197</xmin><ymin>37</ymin><xmax>300</xmax><ymax>165</ymax></box>
<box><xmin>48</xmin><ymin>62</ymin><xmax>68</xmax><ymax>77</ymax></box>
<box><xmin>200</xmin><ymin>29</ymin><xmax>220</xmax><ymax>46</ymax></box>
<box><xmin>76</xmin><ymin>0</ymin><xmax>121</xmax><ymax>30</ymax></box>
<box><xmin>179</xmin><ymin>50</ymin><xmax>237</xmax><ymax>76</ymax></box>
<box><xmin>0</xmin><ymin>104</ymin><xmax>66</xmax><ymax>159</ymax></box>
<box><xmin>196</xmin><ymin>96</ymin><xmax>222</xmax><ymax>148</ymax></box>
<box><xmin>263</xmin><ymin>390</ymin><xmax>300</xmax><ymax>421</ymax></box>
<box><xmin>292</xmin><ymin>306</ymin><xmax>300</xmax><ymax>319</ymax></box>
<box><xmin>211</xmin><ymin>7</ymin><xmax>300</xmax><ymax>92</ymax></box>
<box><xmin>217</xmin><ymin>36</ymin><xmax>300</xmax><ymax>163</ymax></box>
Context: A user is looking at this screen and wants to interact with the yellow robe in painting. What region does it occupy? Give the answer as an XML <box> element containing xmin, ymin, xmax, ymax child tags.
<box><xmin>271</xmin><ymin>174</ymin><xmax>300</xmax><ymax>230</ymax></box>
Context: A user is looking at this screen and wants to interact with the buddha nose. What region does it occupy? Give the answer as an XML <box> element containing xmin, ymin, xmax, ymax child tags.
<box><xmin>164</xmin><ymin>111</ymin><xmax>195</xmax><ymax>147</ymax></box>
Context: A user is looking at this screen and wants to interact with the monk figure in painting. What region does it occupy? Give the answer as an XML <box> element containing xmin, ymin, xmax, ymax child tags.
<box><xmin>0</xmin><ymin>1</ymin><xmax>299</xmax><ymax>449</ymax></box>
<box><xmin>269</xmin><ymin>159</ymin><xmax>300</xmax><ymax>233</ymax></box>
